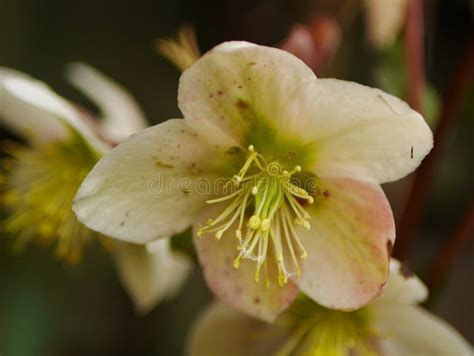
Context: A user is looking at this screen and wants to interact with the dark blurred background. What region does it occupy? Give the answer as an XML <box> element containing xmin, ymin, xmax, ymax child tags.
<box><xmin>0</xmin><ymin>0</ymin><xmax>472</xmax><ymax>355</ymax></box>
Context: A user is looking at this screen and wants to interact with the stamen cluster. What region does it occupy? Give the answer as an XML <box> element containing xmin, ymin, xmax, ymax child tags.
<box><xmin>0</xmin><ymin>136</ymin><xmax>99</xmax><ymax>263</ymax></box>
<box><xmin>198</xmin><ymin>145</ymin><xmax>317</xmax><ymax>286</ymax></box>
<box><xmin>276</xmin><ymin>296</ymin><xmax>379</xmax><ymax>355</ymax></box>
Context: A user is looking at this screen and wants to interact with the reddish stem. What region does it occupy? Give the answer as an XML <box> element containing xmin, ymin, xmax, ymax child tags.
<box><xmin>393</xmin><ymin>0</ymin><xmax>425</xmax><ymax>225</ymax></box>
<box><xmin>404</xmin><ymin>0</ymin><xmax>425</xmax><ymax>112</ymax></box>
<box><xmin>394</xmin><ymin>36</ymin><xmax>474</xmax><ymax>258</ymax></box>
<box><xmin>426</xmin><ymin>199</ymin><xmax>474</xmax><ymax>290</ymax></box>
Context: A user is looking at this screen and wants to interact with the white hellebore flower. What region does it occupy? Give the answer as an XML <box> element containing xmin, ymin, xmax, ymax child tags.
<box><xmin>74</xmin><ymin>42</ymin><xmax>433</xmax><ymax>321</ymax></box>
<box><xmin>188</xmin><ymin>260</ymin><xmax>473</xmax><ymax>356</ymax></box>
<box><xmin>0</xmin><ymin>64</ymin><xmax>190</xmax><ymax>313</ymax></box>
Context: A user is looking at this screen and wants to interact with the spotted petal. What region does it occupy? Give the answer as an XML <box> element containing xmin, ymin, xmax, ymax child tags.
<box><xmin>74</xmin><ymin>119</ymin><xmax>238</xmax><ymax>243</ymax></box>
<box><xmin>298</xmin><ymin>177</ymin><xmax>395</xmax><ymax>310</ymax></box>
<box><xmin>178</xmin><ymin>41</ymin><xmax>316</xmax><ymax>143</ymax></box>
<box><xmin>194</xmin><ymin>206</ymin><xmax>299</xmax><ymax>322</ymax></box>
<box><xmin>113</xmin><ymin>239</ymin><xmax>191</xmax><ymax>314</ymax></box>
<box><xmin>281</xmin><ymin>78</ymin><xmax>433</xmax><ymax>183</ymax></box>
<box><xmin>66</xmin><ymin>62</ymin><xmax>148</xmax><ymax>141</ymax></box>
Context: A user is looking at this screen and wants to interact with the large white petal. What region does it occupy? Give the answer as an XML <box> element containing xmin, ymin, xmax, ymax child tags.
<box><xmin>113</xmin><ymin>239</ymin><xmax>191</xmax><ymax>314</ymax></box>
<box><xmin>74</xmin><ymin>118</ymin><xmax>239</xmax><ymax>244</ymax></box>
<box><xmin>0</xmin><ymin>69</ymin><xmax>67</xmax><ymax>143</ymax></box>
<box><xmin>178</xmin><ymin>41</ymin><xmax>316</xmax><ymax>144</ymax></box>
<box><xmin>373</xmin><ymin>305</ymin><xmax>472</xmax><ymax>355</ymax></box>
<box><xmin>0</xmin><ymin>75</ymin><xmax>107</xmax><ymax>152</ymax></box>
<box><xmin>298</xmin><ymin>177</ymin><xmax>395</xmax><ymax>310</ymax></box>
<box><xmin>187</xmin><ymin>302</ymin><xmax>284</xmax><ymax>356</ymax></box>
<box><xmin>281</xmin><ymin>78</ymin><xmax>433</xmax><ymax>183</ymax></box>
<box><xmin>66</xmin><ymin>62</ymin><xmax>148</xmax><ymax>141</ymax></box>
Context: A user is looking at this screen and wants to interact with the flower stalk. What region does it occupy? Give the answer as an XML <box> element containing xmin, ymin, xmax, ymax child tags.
<box><xmin>395</xmin><ymin>36</ymin><xmax>474</xmax><ymax>258</ymax></box>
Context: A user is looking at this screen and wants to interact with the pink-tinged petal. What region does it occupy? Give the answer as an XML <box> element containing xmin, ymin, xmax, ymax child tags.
<box><xmin>194</xmin><ymin>207</ymin><xmax>299</xmax><ymax>322</ymax></box>
<box><xmin>280</xmin><ymin>25</ymin><xmax>321</xmax><ymax>72</ymax></box>
<box><xmin>74</xmin><ymin>119</ymin><xmax>239</xmax><ymax>244</ymax></box>
<box><xmin>298</xmin><ymin>177</ymin><xmax>395</xmax><ymax>310</ymax></box>
<box><xmin>280</xmin><ymin>78</ymin><xmax>433</xmax><ymax>183</ymax></box>
<box><xmin>187</xmin><ymin>302</ymin><xmax>285</xmax><ymax>356</ymax></box>
<box><xmin>178</xmin><ymin>41</ymin><xmax>315</xmax><ymax>142</ymax></box>
<box><xmin>279</xmin><ymin>17</ymin><xmax>341</xmax><ymax>73</ymax></box>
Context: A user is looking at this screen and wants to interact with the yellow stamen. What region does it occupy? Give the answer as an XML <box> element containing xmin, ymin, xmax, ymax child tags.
<box><xmin>154</xmin><ymin>24</ymin><xmax>200</xmax><ymax>72</ymax></box>
<box><xmin>0</xmin><ymin>133</ymin><xmax>100</xmax><ymax>263</ymax></box>
<box><xmin>199</xmin><ymin>145</ymin><xmax>318</xmax><ymax>286</ymax></box>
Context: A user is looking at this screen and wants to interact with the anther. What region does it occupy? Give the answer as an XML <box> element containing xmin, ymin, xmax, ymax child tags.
<box><xmin>303</xmin><ymin>220</ymin><xmax>311</xmax><ymax>231</ymax></box>
<box><xmin>254</xmin><ymin>269</ymin><xmax>260</xmax><ymax>283</ymax></box>
<box><xmin>233</xmin><ymin>175</ymin><xmax>242</xmax><ymax>184</ymax></box>
<box><xmin>248</xmin><ymin>215</ymin><xmax>261</xmax><ymax>229</ymax></box>
<box><xmin>278</xmin><ymin>272</ymin><xmax>288</xmax><ymax>287</ymax></box>
<box><xmin>261</xmin><ymin>218</ymin><xmax>271</xmax><ymax>231</ymax></box>
<box><xmin>248</xmin><ymin>145</ymin><xmax>255</xmax><ymax>152</ymax></box>
<box><xmin>251</xmin><ymin>186</ymin><xmax>258</xmax><ymax>195</ymax></box>
<box><xmin>276</xmin><ymin>251</ymin><xmax>284</xmax><ymax>261</ymax></box>
<box><xmin>215</xmin><ymin>230</ymin><xmax>224</xmax><ymax>239</ymax></box>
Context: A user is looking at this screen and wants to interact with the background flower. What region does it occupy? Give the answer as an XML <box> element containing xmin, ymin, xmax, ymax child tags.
<box><xmin>0</xmin><ymin>65</ymin><xmax>190</xmax><ymax>314</ymax></box>
<box><xmin>187</xmin><ymin>260</ymin><xmax>472</xmax><ymax>355</ymax></box>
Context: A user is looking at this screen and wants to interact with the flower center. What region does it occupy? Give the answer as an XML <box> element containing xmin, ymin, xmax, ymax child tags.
<box><xmin>0</xmin><ymin>133</ymin><xmax>100</xmax><ymax>264</ymax></box>
<box><xmin>198</xmin><ymin>145</ymin><xmax>317</xmax><ymax>286</ymax></box>
<box><xmin>275</xmin><ymin>296</ymin><xmax>380</xmax><ymax>355</ymax></box>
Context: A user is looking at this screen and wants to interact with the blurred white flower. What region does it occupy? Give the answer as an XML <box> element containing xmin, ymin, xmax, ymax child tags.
<box><xmin>364</xmin><ymin>0</ymin><xmax>408</xmax><ymax>48</ymax></box>
<box><xmin>188</xmin><ymin>260</ymin><xmax>473</xmax><ymax>355</ymax></box>
<box><xmin>0</xmin><ymin>64</ymin><xmax>190</xmax><ymax>312</ymax></box>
